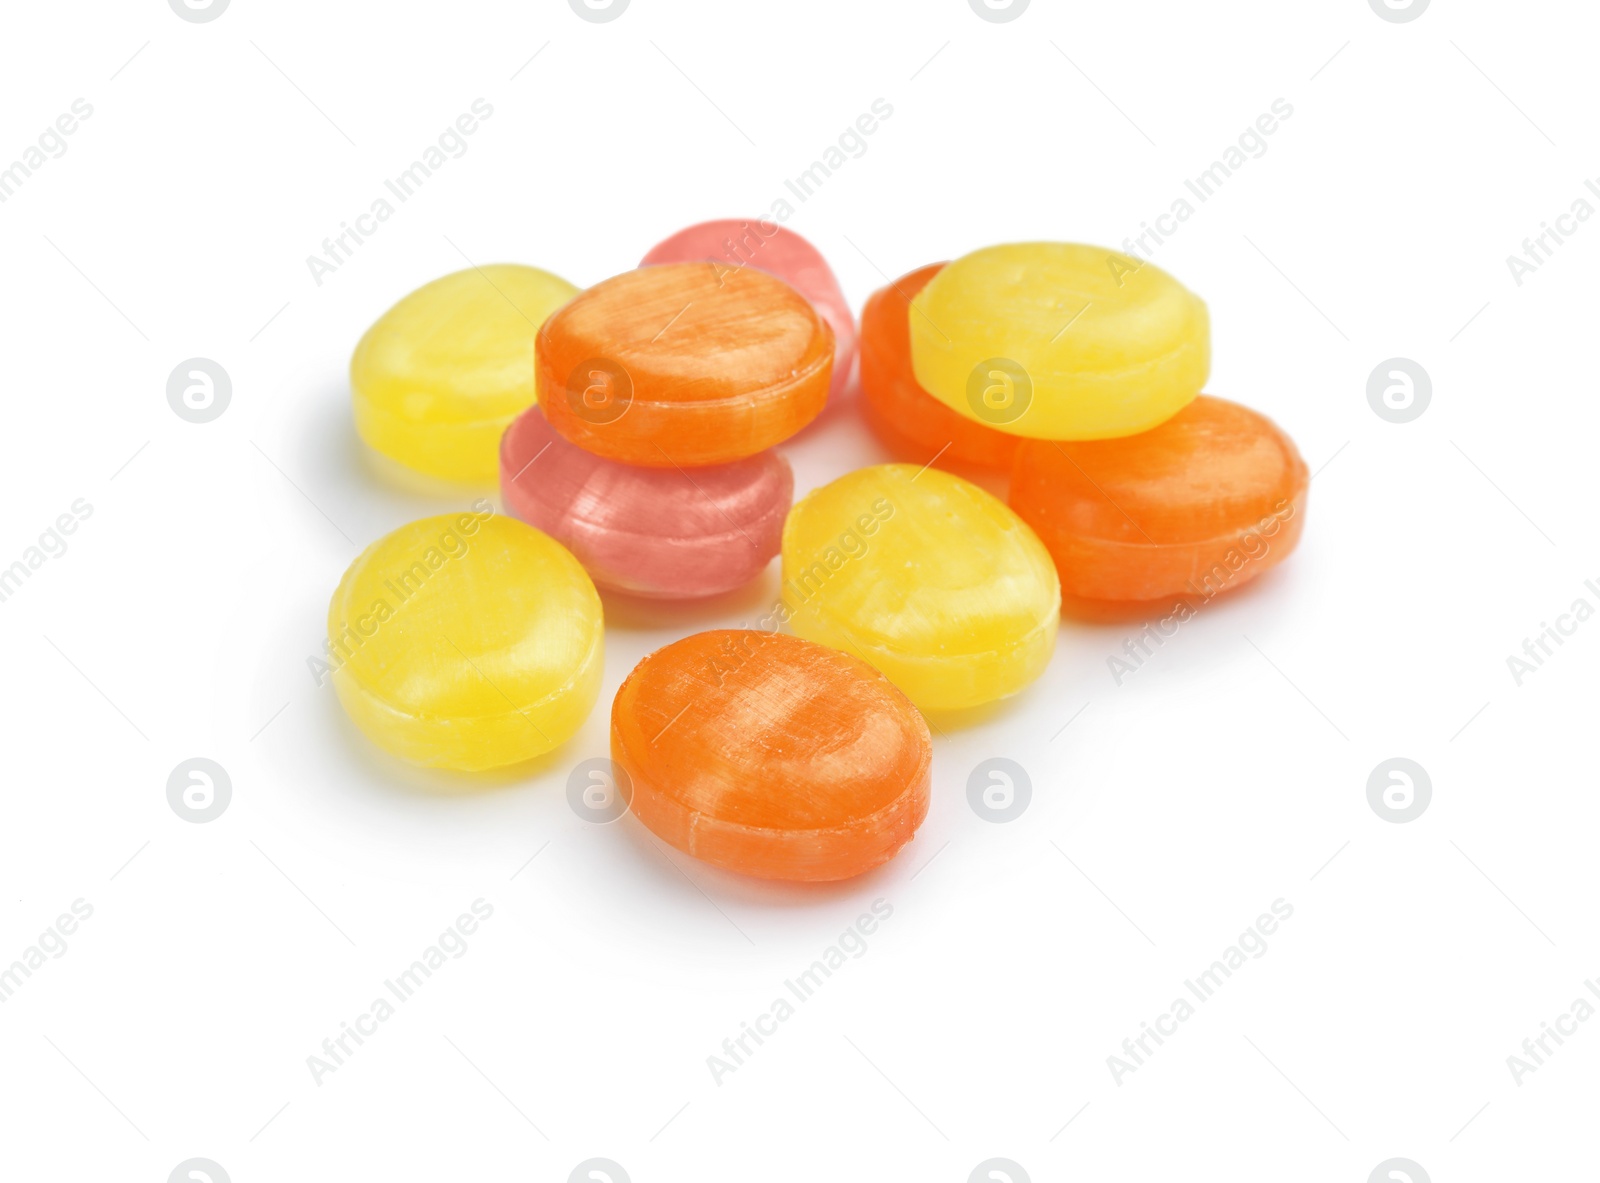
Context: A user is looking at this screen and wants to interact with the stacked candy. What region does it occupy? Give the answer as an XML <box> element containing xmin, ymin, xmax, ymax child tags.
<box><xmin>328</xmin><ymin>227</ymin><xmax>1307</xmax><ymax>883</ymax></box>
<box><xmin>860</xmin><ymin>243</ymin><xmax>1308</xmax><ymax>615</ymax></box>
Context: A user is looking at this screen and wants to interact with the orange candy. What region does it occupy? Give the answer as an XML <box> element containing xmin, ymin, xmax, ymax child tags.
<box><xmin>1009</xmin><ymin>396</ymin><xmax>1308</xmax><ymax>610</ymax></box>
<box><xmin>611</xmin><ymin>630</ymin><xmax>931</xmax><ymax>882</ymax></box>
<box><xmin>860</xmin><ymin>264</ymin><xmax>1020</xmax><ymax>470</ymax></box>
<box><xmin>537</xmin><ymin>264</ymin><xmax>833</xmax><ymax>467</ymax></box>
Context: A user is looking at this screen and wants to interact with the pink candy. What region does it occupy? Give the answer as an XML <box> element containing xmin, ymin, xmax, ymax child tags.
<box><xmin>641</xmin><ymin>219</ymin><xmax>857</xmax><ymax>399</ymax></box>
<box><xmin>500</xmin><ymin>406</ymin><xmax>792</xmax><ymax>600</ymax></box>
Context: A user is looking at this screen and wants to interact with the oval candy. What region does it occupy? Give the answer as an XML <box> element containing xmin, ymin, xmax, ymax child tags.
<box><xmin>500</xmin><ymin>405</ymin><xmax>791</xmax><ymax>599</ymax></box>
<box><xmin>1008</xmin><ymin>395</ymin><xmax>1308</xmax><ymax>610</ymax></box>
<box><xmin>351</xmin><ymin>264</ymin><xmax>580</xmax><ymax>483</ymax></box>
<box><xmin>537</xmin><ymin>263</ymin><xmax>833</xmax><ymax>467</ymax></box>
<box><xmin>328</xmin><ymin>513</ymin><xmax>603</xmax><ymax>770</ymax></box>
<box><xmin>909</xmin><ymin>242</ymin><xmax>1208</xmax><ymax>440</ymax></box>
<box><xmin>781</xmin><ymin>464</ymin><xmax>1059</xmax><ymax>711</ymax></box>
<box><xmin>611</xmin><ymin>630</ymin><xmax>932</xmax><ymax>882</ymax></box>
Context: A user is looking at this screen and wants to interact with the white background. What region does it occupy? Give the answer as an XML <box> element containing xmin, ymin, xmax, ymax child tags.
<box><xmin>1</xmin><ymin>0</ymin><xmax>1595</xmax><ymax>1179</ymax></box>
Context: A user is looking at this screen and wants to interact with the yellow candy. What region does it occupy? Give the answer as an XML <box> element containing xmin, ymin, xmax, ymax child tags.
<box><xmin>351</xmin><ymin>265</ymin><xmax>580</xmax><ymax>484</ymax></box>
<box><xmin>781</xmin><ymin>464</ymin><xmax>1059</xmax><ymax>711</ymax></box>
<box><xmin>327</xmin><ymin>511</ymin><xmax>603</xmax><ymax>770</ymax></box>
<box><xmin>908</xmin><ymin>242</ymin><xmax>1209</xmax><ymax>440</ymax></box>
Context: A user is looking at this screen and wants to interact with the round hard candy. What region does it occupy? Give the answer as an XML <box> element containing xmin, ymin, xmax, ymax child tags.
<box><xmin>500</xmin><ymin>405</ymin><xmax>791</xmax><ymax>599</ymax></box>
<box><xmin>351</xmin><ymin>264</ymin><xmax>580</xmax><ymax>483</ymax></box>
<box><xmin>611</xmin><ymin>630</ymin><xmax>931</xmax><ymax>881</ymax></box>
<box><xmin>327</xmin><ymin>513</ymin><xmax>603</xmax><ymax>770</ymax></box>
<box><xmin>909</xmin><ymin>242</ymin><xmax>1208</xmax><ymax>440</ymax></box>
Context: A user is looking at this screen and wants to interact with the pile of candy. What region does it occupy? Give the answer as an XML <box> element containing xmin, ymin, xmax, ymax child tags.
<box><xmin>330</xmin><ymin>221</ymin><xmax>1308</xmax><ymax>882</ymax></box>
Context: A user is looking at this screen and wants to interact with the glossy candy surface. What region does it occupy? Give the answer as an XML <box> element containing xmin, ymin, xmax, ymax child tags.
<box><xmin>328</xmin><ymin>513</ymin><xmax>603</xmax><ymax>770</ymax></box>
<box><xmin>641</xmin><ymin>220</ymin><xmax>857</xmax><ymax>400</ymax></box>
<box><xmin>781</xmin><ymin>464</ymin><xmax>1059</xmax><ymax>711</ymax></box>
<box><xmin>611</xmin><ymin>630</ymin><xmax>931</xmax><ymax>881</ymax></box>
<box><xmin>500</xmin><ymin>405</ymin><xmax>791</xmax><ymax>599</ymax></box>
<box><xmin>537</xmin><ymin>264</ymin><xmax>833</xmax><ymax>467</ymax></box>
<box><xmin>860</xmin><ymin>263</ymin><xmax>1019</xmax><ymax>470</ymax></box>
<box><xmin>1009</xmin><ymin>396</ymin><xmax>1308</xmax><ymax>609</ymax></box>
<box><xmin>909</xmin><ymin>242</ymin><xmax>1209</xmax><ymax>440</ymax></box>
<box><xmin>351</xmin><ymin>265</ymin><xmax>580</xmax><ymax>483</ymax></box>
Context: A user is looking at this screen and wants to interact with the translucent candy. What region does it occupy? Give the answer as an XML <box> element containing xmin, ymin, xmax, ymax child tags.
<box><xmin>351</xmin><ymin>264</ymin><xmax>580</xmax><ymax>483</ymax></box>
<box><xmin>781</xmin><ymin>464</ymin><xmax>1059</xmax><ymax>711</ymax></box>
<box><xmin>327</xmin><ymin>513</ymin><xmax>603</xmax><ymax>770</ymax></box>
<box><xmin>611</xmin><ymin>630</ymin><xmax>931</xmax><ymax>881</ymax></box>
<box><xmin>537</xmin><ymin>263</ymin><xmax>833</xmax><ymax>467</ymax></box>
<box><xmin>908</xmin><ymin>242</ymin><xmax>1208</xmax><ymax>440</ymax></box>
<box><xmin>500</xmin><ymin>405</ymin><xmax>791</xmax><ymax>599</ymax></box>
<box><xmin>860</xmin><ymin>262</ymin><xmax>1019</xmax><ymax>470</ymax></box>
<box><xmin>641</xmin><ymin>219</ymin><xmax>857</xmax><ymax>399</ymax></box>
<box><xmin>1009</xmin><ymin>395</ymin><xmax>1308</xmax><ymax>610</ymax></box>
